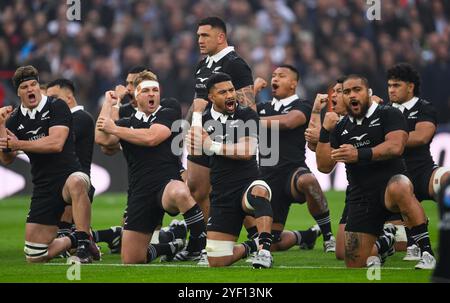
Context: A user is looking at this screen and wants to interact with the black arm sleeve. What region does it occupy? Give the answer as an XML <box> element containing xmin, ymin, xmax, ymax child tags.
<box><xmin>382</xmin><ymin>106</ymin><xmax>407</xmax><ymax>135</ymax></box>
<box><xmin>224</xmin><ymin>58</ymin><xmax>254</xmax><ymax>91</ymax></box>
<box><xmin>49</xmin><ymin>99</ymin><xmax>72</xmax><ymax>128</ymax></box>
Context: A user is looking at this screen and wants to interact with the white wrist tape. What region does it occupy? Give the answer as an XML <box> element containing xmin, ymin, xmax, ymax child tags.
<box><xmin>135</xmin><ymin>80</ymin><xmax>159</xmax><ymax>98</ymax></box>
<box><xmin>192</xmin><ymin>112</ymin><xmax>202</xmax><ymax>127</ymax></box>
<box><xmin>208</xmin><ymin>141</ymin><xmax>223</xmax><ymax>155</ymax></box>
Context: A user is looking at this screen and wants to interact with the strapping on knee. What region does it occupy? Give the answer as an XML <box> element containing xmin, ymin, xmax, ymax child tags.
<box><xmin>24</xmin><ymin>241</ymin><xmax>49</xmax><ymax>260</ymax></box>
<box><xmin>433</xmin><ymin>167</ymin><xmax>450</xmax><ymax>195</ymax></box>
<box><xmin>292</xmin><ymin>167</ymin><xmax>312</xmax><ymax>194</ymax></box>
<box><xmin>245</xmin><ymin>192</ymin><xmax>273</xmax><ymax>218</ymax></box>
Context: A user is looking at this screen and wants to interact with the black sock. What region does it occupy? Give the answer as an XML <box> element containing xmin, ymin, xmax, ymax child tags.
<box><xmin>375</xmin><ymin>233</ymin><xmax>394</xmax><ymax>255</ymax></box>
<box><xmin>405</xmin><ymin>226</ymin><xmax>415</xmax><ymax>247</ymax></box>
<box><xmin>58</xmin><ymin>221</ymin><xmax>73</xmax><ymax>230</ymax></box>
<box><xmin>75</xmin><ymin>230</ymin><xmax>90</xmax><ymax>247</ymax></box>
<box><xmin>68</xmin><ymin>232</ymin><xmax>78</xmax><ymax>249</ymax></box>
<box><xmin>313</xmin><ymin>211</ymin><xmax>332</xmax><ymax>241</ymax></box>
<box><xmin>183</xmin><ymin>204</ymin><xmax>205</xmax><ymax>238</ymax></box>
<box><xmin>258</xmin><ymin>232</ymin><xmax>273</xmax><ymax>251</ymax></box>
<box><xmin>241</xmin><ymin>239</ymin><xmax>258</xmax><ymax>259</ymax></box>
<box><xmin>293</xmin><ymin>229</ymin><xmax>316</xmax><ymax>245</ymax></box>
<box><xmin>246</xmin><ymin>226</ymin><xmax>258</xmax><ymax>240</ymax></box>
<box><xmin>93</xmin><ymin>228</ymin><xmax>115</xmax><ymax>243</ymax></box>
<box><xmin>147</xmin><ymin>242</ymin><xmax>180</xmax><ymax>263</ymax></box>
<box><xmin>410</xmin><ymin>223</ymin><xmax>434</xmax><ymax>256</ymax></box>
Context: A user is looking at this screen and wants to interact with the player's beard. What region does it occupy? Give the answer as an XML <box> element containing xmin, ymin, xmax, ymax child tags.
<box><xmin>347</xmin><ymin>99</ymin><xmax>370</xmax><ymax>120</ymax></box>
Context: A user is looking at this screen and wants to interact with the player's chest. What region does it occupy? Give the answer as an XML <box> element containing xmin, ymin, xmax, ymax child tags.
<box><xmin>16</xmin><ymin>116</ymin><xmax>50</xmax><ymax>141</ymax></box>
<box><xmin>205</xmin><ymin>119</ymin><xmax>246</xmax><ymax>144</ymax></box>
<box><xmin>340</xmin><ymin>120</ymin><xmax>385</xmax><ymax>148</ymax></box>
<box><xmin>403</xmin><ymin>108</ymin><xmax>420</xmax><ymax>130</ymax></box>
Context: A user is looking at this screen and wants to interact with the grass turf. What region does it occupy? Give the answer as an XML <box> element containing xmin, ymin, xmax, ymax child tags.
<box><xmin>0</xmin><ymin>191</ymin><xmax>439</xmax><ymax>283</ymax></box>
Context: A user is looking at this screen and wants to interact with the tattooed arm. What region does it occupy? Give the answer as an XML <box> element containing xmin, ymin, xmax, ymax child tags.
<box><xmin>236</xmin><ymin>85</ymin><xmax>256</xmax><ymax>111</ymax></box>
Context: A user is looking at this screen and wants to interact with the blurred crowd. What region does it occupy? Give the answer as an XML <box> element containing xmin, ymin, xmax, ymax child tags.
<box><xmin>1</xmin><ymin>0</ymin><xmax>450</xmax><ymax>124</ymax></box>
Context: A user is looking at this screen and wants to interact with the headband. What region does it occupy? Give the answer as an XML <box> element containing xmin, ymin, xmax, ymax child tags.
<box><xmin>134</xmin><ymin>80</ymin><xmax>159</xmax><ymax>98</ymax></box>
<box><xmin>13</xmin><ymin>75</ymin><xmax>39</xmax><ymax>91</ymax></box>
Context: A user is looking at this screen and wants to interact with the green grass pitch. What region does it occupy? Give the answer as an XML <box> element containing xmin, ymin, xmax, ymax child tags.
<box><xmin>0</xmin><ymin>191</ymin><xmax>438</xmax><ymax>283</ymax></box>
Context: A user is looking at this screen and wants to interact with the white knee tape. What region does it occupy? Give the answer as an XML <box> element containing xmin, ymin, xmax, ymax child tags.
<box><xmin>243</xmin><ymin>180</ymin><xmax>272</xmax><ymax>211</ymax></box>
<box><xmin>70</xmin><ymin>171</ymin><xmax>91</xmax><ymax>188</ymax></box>
<box><xmin>394</xmin><ymin>225</ymin><xmax>407</xmax><ymax>242</ymax></box>
<box><xmin>24</xmin><ymin>241</ymin><xmax>49</xmax><ymax>259</ymax></box>
<box><xmin>205</xmin><ymin>239</ymin><xmax>235</xmax><ymax>257</ymax></box>
<box><xmin>433</xmin><ymin>167</ymin><xmax>450</xmax><ymax>195</ymax></box>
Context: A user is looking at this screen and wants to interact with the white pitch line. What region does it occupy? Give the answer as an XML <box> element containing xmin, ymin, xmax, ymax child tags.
<box><xmin>44</xmin><ymin>263</ymin><xmax>415</xmax><ymax>270</ymax></box>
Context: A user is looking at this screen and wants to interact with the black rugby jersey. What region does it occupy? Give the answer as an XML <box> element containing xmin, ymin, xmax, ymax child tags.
<box><xmin>203</xmin><ymin>104</ymin><xmax>260</xmax><ymax>193</ymax></box>
<box><xmin>119</xmin><ymin>102</ymin><xmax>137</xmax><ymax>119</ymax></box>
<box><xmin>116</xmin><ymin>106</ymin><xmax>180</xmax><ymax>194</ymax></box>
<box><xmin>71</xmin><ymin>106</ymin><xmax>95</xmax><ymax>176</ymax></box>
<box><xmin>257</xmin><ymin>94</ymin><xmax>312</xmax><ymax>173</ymax></box>
<box><xmin>194</xmin><ymin>47</ymin><xmax>253</xmax><ymax>99</ymax></box>
<box><xmin>391</xmin><ymin>97</ymin><xmax>438</xmax><ymax>175</ymax></box>
<box><xmin>6</xmin><ymin>96</ymin><xmax>81</xmax><ymax>188</ymax></box>
<box><xmin>330</xmin><ymin>103</ymin><xmax>407</xmax><ymax>199</ymax></box>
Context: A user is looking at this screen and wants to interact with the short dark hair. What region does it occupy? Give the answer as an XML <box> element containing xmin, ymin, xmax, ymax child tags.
<box><xmin>128</xmin><ymin>65</ymin><xmax>150</xmax><ymax>74</ymax></box>
<box><xmin>206</xmin><ymin>72</ymin><xmax>232</xmax><ymax>93</ymax></box>
<box><xmin>387</xmin><ymin>63</ymin><xmax>421</xmax><ymax>96</ymax></box>
<box><xmin>12</xmin><ymin>65</ymin><xmax>39</xmax><ymax>91</ymax></box>
<box><xmin>47</xmin><ymin>78</ymin><xmax>75</xmax><ymax>94</ymax></box>
<box><xmin>198</xmin><ymin>17</ymin><xmax>227</xmax><ymax>35</ymax></box>
<box><xmin>343</xmin><ymin>74</ymin><xmax>370</xmax><ymax>88</ymax></box>
<box><xmin>336</xmin><ymin>76</ymin><xmax>346</xmax><ymax>84</ymax></box>
<box><xmin>278</xmin><ymin>64</ymin><xmax>300</xmax><ymax>82</ymax></box>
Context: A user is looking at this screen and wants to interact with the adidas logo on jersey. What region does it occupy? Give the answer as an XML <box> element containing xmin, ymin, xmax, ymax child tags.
<box><xmin>206</xmin><ymin>126</ymin><xmax>215</xmax><ymax>133</ymax></box>
<box><xmin>341</xmin><ymin>129</ymin><xmax>349</xmax><ymax>136</ymax></box>
<box><xmin>17</xmin><ymin>124</ymin><xmax>25</xmax><ymax>130</ymax></box>
<box><xmin>259</xmin><ymin>109</ymin><xmax>266</xmax><ymax>115</ymax></box>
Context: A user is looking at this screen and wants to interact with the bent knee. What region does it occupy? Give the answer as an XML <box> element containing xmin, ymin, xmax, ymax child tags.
<box><xmin>24</xmin><ymin>241</ymin><xmax>49</xmax><ymax>263</ymax></box>
<box><xmin>387</xmin><ymin>175</ymin><xmax>413</xmax><ymax>198</ymax></box>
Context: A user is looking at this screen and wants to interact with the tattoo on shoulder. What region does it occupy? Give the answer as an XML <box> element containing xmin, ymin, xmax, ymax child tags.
<box><xmin>236</xmin><ymin>85</ymin><xmax>255</xmax><ymax>107</ymax></box>
<box><xmin>344</xmin><ymin>232</ymin><xmax>361</xmax><ymax>262</ymax></box>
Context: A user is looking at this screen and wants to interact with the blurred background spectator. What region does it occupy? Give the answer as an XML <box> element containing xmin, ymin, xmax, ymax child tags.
<box><xmin>0</xmin><ymin>0</ymin><xmax>449</xmax><ymax>125</ymax></box>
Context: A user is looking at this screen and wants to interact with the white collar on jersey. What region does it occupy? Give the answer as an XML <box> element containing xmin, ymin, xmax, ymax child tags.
<box><xmin>271</xmin><ymin>94</ymin><xmax>299</xmax><ymax>112</ymax></box>
<box><xmin>210</xmin><ymin>105</ymin><xmax>234</xmax><ymax>123</ymax></box>
<box><xmin>70</xmin><ymin>105</ymin><xmax>84</xmax><ymax>113</ymax></box>
<box><xmin>392</xmin><ymin>96</ymin><xmax>419</xmax><ymax>113</ymax></box>
<box><xmin>134</xmin><ymin>106</ymin><xmax>161</xmax><ymax>123</ymax></box>
<box><xmin>348</xmin><ymin>102</ymin><xmax>378</xmax><ymax>125</ymax></box>
<box><xmin>20</xmin><ymin>95</ymin><xmax>48</xmax><ymax>119</ymax></box>
<box><xmin>206</xmin><ymin>46</ymin><xmax>235</xmax><ymax>68</ymax></box>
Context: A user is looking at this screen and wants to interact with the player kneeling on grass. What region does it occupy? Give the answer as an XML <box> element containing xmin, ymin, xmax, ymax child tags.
<box><xmin>316</xmin><ymin>74</ymin><xmax>435</xmax><ymax>269</ymax></box>
<box><xmin>95</xmin><ymin>71</ymin><xmax>206</xmax><ymax>264</ymax></box>
<box><xmin>0</xmin><ymin>66</ymin><xmax>99</xmax><ymax>263</ymax></box>
<box><xmin>186</xmin><ymin>72</ymin><xmax>274</xmax><ymax>268</ymax></box>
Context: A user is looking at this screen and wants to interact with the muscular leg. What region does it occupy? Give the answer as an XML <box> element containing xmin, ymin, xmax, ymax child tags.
<box><xmin>121</xmin><ymin>230</ymin><xmax>151</xmax><ymax>264</ymax></box>
<box><xmin>292</xmin><ymin>171</ymin><xmax>333</xmax><ymax>241</ymax></box>
<box><xmin>25</xmin><ymin>223</ymin><xmax>72</xmax><ymax>263</ymax></box>
<box><xmin>187</xmin><ymin>160</ymin><xmax>210</xmax><ymax>223</ymax></box>
<box><xmin>335</xmin><ymin>224</ymin><xmax>346</xmax><ymax>260</ymax></box>
<box><xmin>344</xmin><ymin>231</ymin><xmax>377</xmax><ymax>268</ymax></box>
<box><xmin>206</xmin><ymin>231</ymin><xmax>243</xmax><ymax>267</ymax></box>
<box><xmin>62</xmin><ymin>174</ymin><xmax>91</xmax><ymax>233</ymax></box>
<box><xmin>385</xmin><ymin>175</ymin><xmax>434</xmax><ymax>261</ymax></box>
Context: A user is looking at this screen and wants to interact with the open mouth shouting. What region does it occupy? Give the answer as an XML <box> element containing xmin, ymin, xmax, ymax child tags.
<box><xmin>28</xmin><ymin>93</ymin><xmax>37</xmax><ymax>106</ymax></box>
<box><xmin>271</xmin><ymin>83</ymin><xmax>280</xmax><ymax>95</ymax></box>
<box><xmin>224</xmin><ymin>99</ymin><xmax>236</xmax><ymax>113</ymax></box>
